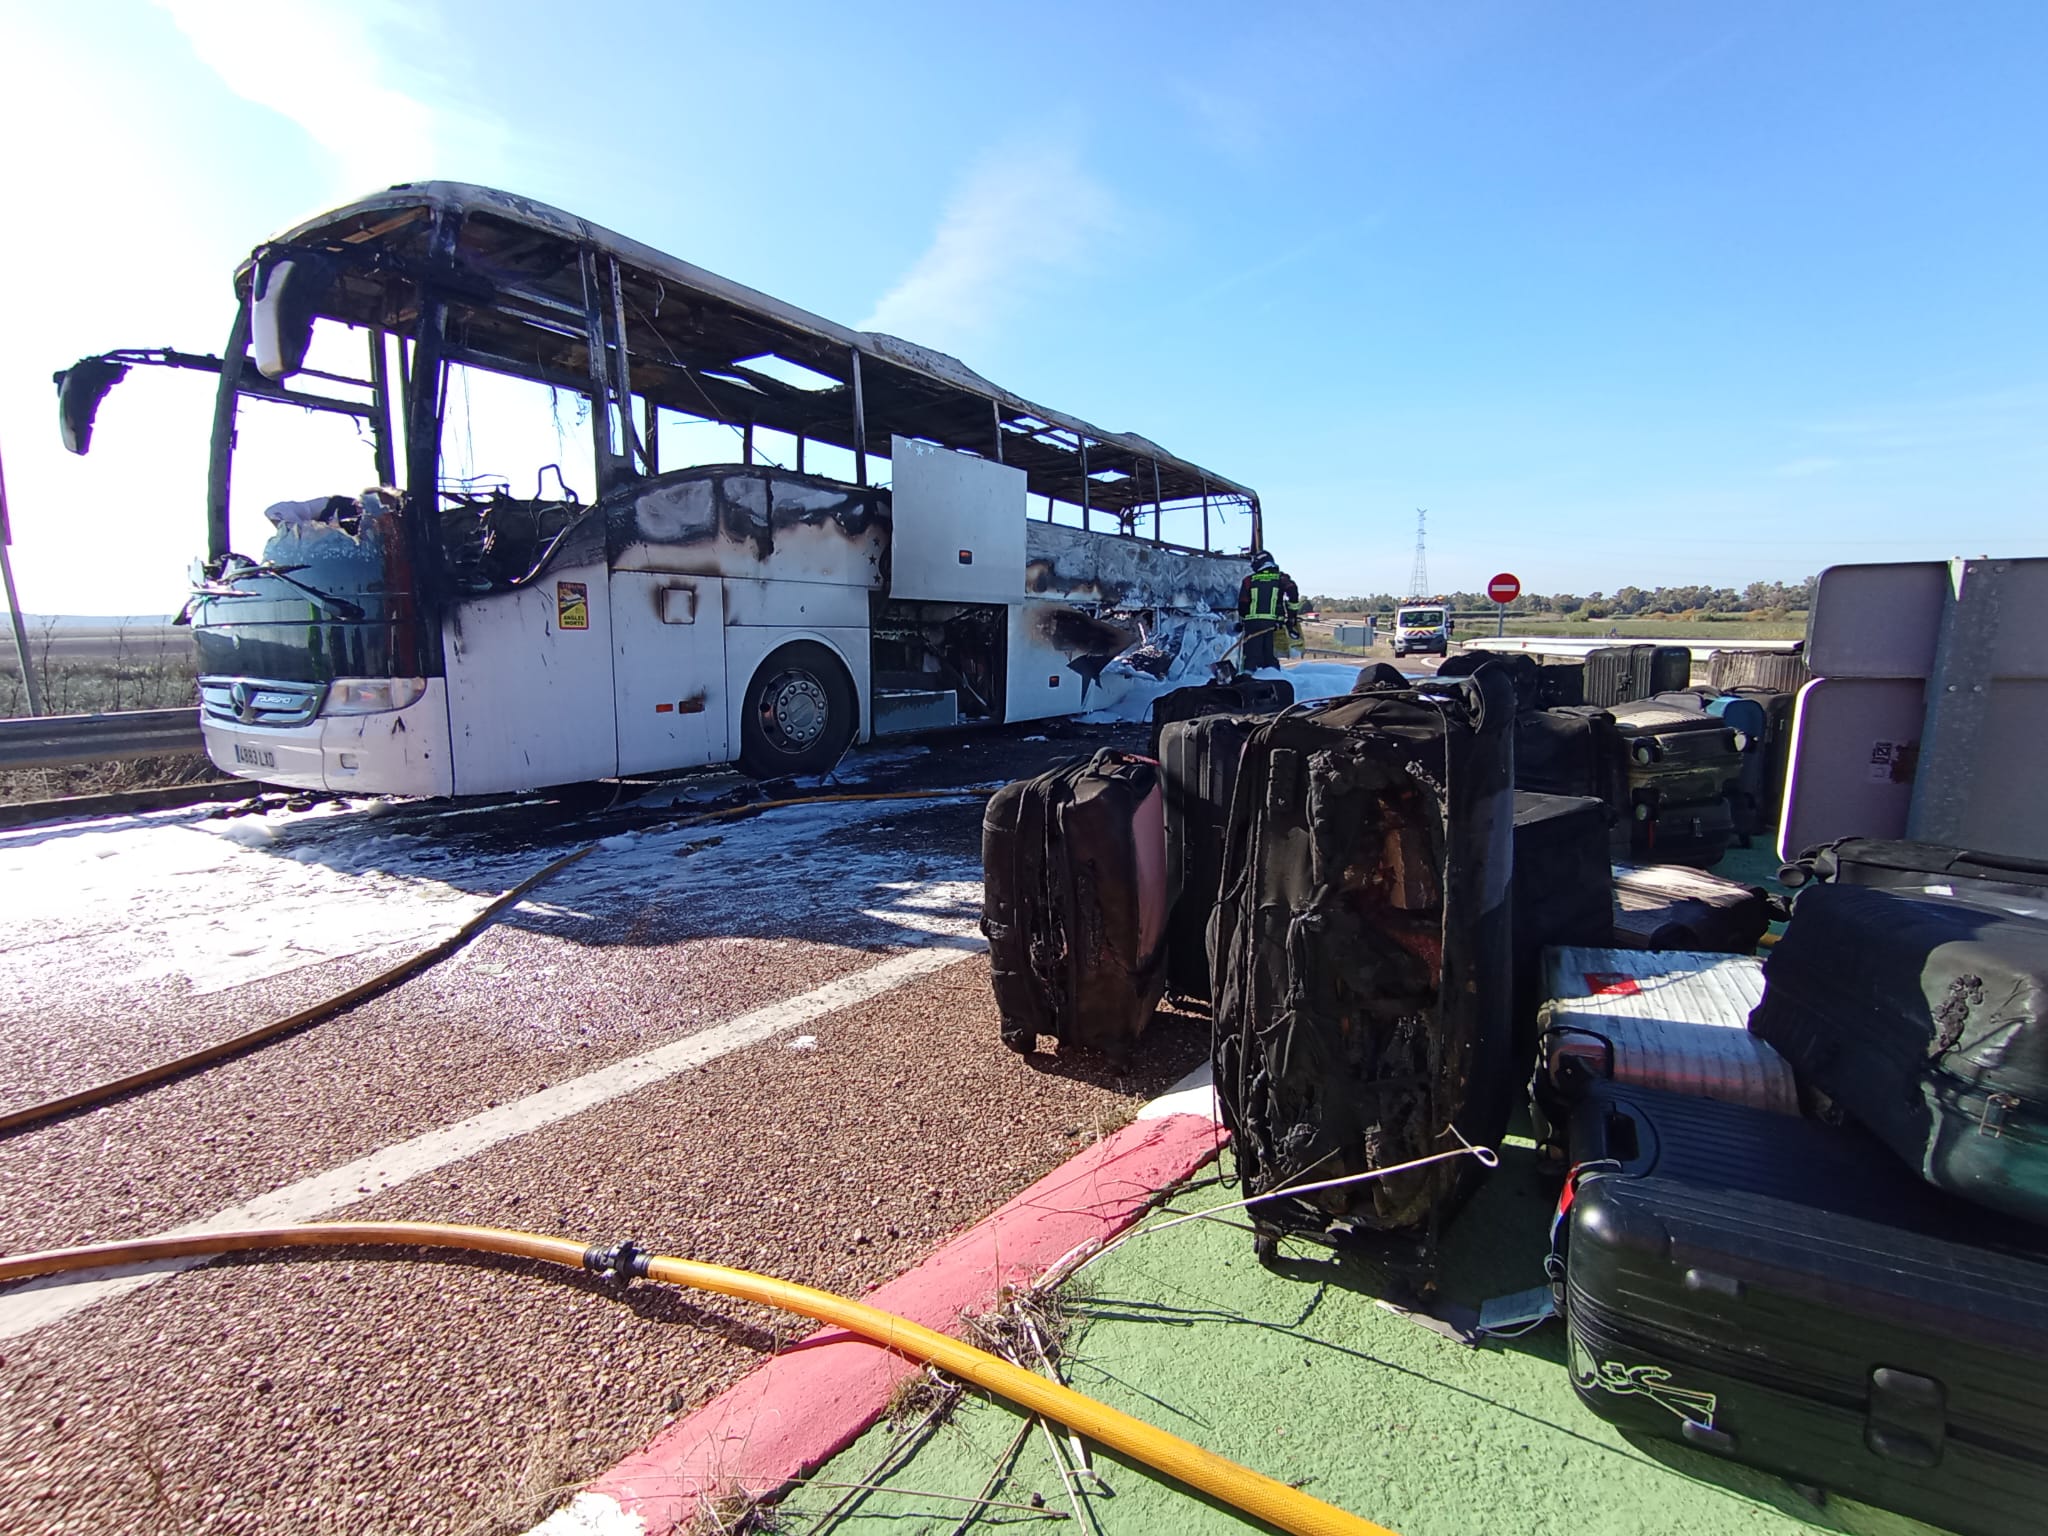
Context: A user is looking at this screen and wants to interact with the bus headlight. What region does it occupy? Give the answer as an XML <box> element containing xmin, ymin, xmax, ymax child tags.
<box><xmin>322</xmin><ymin>677</ymin><xmax>429</xmax><ymax>715</ymax></box>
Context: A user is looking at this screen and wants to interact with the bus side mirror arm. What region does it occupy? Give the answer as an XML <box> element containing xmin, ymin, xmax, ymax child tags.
<box><xmin>53</xmin><ymin>348</ymin><xmax>223</xmax><ymax>455</ymax></box>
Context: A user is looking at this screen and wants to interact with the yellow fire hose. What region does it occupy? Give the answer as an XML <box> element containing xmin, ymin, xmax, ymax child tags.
<box><xmin>0</xmin><ymin>1221</ymin><xmax>1397</xmax><ymax>1536</ymax></box>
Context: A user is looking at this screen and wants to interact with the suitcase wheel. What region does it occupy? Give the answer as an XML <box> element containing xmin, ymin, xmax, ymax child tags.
<box><xmin>1000</xmin><ymin>1028</ymin><xmax>1037</xmax><ymax>1055</ymax></box>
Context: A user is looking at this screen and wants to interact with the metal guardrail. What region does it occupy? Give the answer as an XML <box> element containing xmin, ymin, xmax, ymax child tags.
<box><xmin>0</xmin><ymin>708</ymin><xmax>205</xmax><ymax>769</ymax></box>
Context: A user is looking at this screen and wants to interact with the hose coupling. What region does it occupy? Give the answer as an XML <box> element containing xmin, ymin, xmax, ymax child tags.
<box><xmin>582</xmin><ymin>1238</ymin><xmax>652</xmax><ymax>1285</ymax></box>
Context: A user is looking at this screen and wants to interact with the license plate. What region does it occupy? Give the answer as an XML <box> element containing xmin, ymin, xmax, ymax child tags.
<box><xmin>233</xmin><ymin>744</ymin><xmax>277</xmax><ymax>768</ymax></box>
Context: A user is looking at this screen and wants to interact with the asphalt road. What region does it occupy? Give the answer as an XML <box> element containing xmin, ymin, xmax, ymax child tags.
<box><xmin>0</xmin><ymin>717</ymin><xmax>1214</xmax><ymax>1535</ymax></box>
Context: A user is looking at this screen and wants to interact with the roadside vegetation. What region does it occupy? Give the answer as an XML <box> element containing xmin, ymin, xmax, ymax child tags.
<box><xmin>1308</xmin><ymin>576</ymin><xmax>1817</xmax><ymax>626</ymax></box>
<box><xmin>1</xmin><ymin>619</ymin><xmax>221</xmax><ymax>805</ymax></box>
<box><xmin>1</xmin><ymin>617</ymin><xmax>198</xmax><ymax>718</ymax></box>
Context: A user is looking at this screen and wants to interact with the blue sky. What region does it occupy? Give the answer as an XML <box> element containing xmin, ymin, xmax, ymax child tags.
<box><xmin>1</xmin><ymin>0</ymin><xmax>2042</xmax><ymax>613</ymax></box>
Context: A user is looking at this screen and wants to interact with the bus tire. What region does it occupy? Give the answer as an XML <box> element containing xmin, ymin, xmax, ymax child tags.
<box><xmin>738</xmin><ymin>641</ymin><xmax>857</xmax><ymax>779</ymax></box>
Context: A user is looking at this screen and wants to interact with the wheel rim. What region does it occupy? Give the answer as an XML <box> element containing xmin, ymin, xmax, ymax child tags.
<box><xmin>759</xmin><ymin>668</ymin><xmax>830</xmax><ymax>752</ymax></box>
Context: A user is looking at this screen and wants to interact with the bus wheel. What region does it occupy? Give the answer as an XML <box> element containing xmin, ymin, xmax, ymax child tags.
<box><xmin>739</xmin><ymin>641</ymin><xmax>857</xmax><ymax>778</ymax></box>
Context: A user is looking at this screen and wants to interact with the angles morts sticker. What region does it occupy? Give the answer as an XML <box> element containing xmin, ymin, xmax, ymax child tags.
<box><xmin>556</xmin><ymin>581</ymin><xmax>589</xmax><ymax>631</ymax></box>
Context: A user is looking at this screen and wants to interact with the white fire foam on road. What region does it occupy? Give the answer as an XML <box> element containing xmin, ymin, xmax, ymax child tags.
<box><xmin>0</xmin><ymin>794</ymin><xmax>985</xmax><ymax>1017</ymax></box>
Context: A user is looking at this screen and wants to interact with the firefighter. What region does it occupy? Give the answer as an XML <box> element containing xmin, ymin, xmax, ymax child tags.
<box><xmin>1237</xmin><ymin>550</ymin><xmax>1300</xmax><ymax>672</ymax></box>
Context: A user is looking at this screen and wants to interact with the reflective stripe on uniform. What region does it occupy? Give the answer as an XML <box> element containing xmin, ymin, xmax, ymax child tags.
<box><xmin>1245</xmin><ymin>572</ymin><xmax>1283</xmax><ymax>621</ymax></box>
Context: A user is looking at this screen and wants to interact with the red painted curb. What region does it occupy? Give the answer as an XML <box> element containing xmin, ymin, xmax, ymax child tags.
<box><xmin>587</xmin><ymin>1107</ymin><xmax>1225</xmax><ymax>1533</ymax></box>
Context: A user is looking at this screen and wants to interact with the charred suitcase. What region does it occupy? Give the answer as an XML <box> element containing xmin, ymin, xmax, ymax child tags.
<box><xmin>1510</xmin><ymin>793</ymin><xmax>1614</xmax><ymax>1071</ymax></box>
<box><xmin>981</xmin><ymin>750</ymin><xmax>1168</xmax><ymax>1059</ymax></box>
<box><xmin>1350</xmin><ymin>661</ymin><xmax>1410</xmax><ymax>693</ymax></box>
<box><xmin>1608</xmin><ymin>700</ymin><xmax>1744</xmax><ymax>865</ymax></box>
<box><xmin>1582</xmin><ymin>645</ymin><xmax>1657</xmax><ymax>707</ymax></box>
<box><xmin>1533</xmin><ymin>948</ymin><xmax>1795</xmax><ymax>1130</ymax></box>
<box><xmin>1563</xmin><ymin>1173</ymin><xmax>2048</xmax><ymax>1536</ymax></box>
<box><xmin>1653</xmin><ymin>689</ymin><xmax>1770</xmax><ymax>840</ymax></box>
<box><xmin>1706</xmin><ymin>647</ymin><xmax>1811</xmax><ymax>693</ymax></box>
<box><xmin>1514</xmin><ymin>706</ymin><xmax>1628</xmax><ymax>815</ymax></box>
<box><xmin>1749</xmin><ymin>884</ymin><xmax>2048</xmax><ymax>1223</ymax></box>
<box><xmin>1610</xmin><ymin>862</ymin><xmax>1774</xmax><ymax>951</ymax></box>
<box><xmin>1782</xmin><ymin>838</ymin><xmax>2048</xmax><ymax>917</ymax></box>
<box><xmin>1211</xmin><ymin>670</ymin><xmax>1516</xmax><ymax>1261</ymax></box>
<box><xmin>1146</xmin><ymin>678</ymin><xmax>1294</xmax><ymax>759</ymax></box>
<box><xmin>1159</xmin><ymin>713</ymin><xmax>1265</xmax><ymax>1003</ymax></box>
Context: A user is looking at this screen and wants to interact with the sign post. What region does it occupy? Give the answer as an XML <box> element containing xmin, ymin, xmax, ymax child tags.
<box><xmin>1487</xmin><ymin>572</ymin><xmax>1521</xmax><ymax>638</ymax></box>
<box><xmin>0</xmin><ymin>436</ymin><xmax>45</xmax><ymax>718</ymax></box>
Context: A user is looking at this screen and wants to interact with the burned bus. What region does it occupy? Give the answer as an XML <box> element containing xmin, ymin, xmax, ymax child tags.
<box><xmin>55</xmin><ymin>182</ymin><xmax>1260</xmax><ymax>795</ymax></box>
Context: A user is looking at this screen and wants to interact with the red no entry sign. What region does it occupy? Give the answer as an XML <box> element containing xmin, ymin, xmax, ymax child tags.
<box><xmin>1488</xmin><ymin>572</ymin><xmax>1521</xmax><ymax>604</ymax></box>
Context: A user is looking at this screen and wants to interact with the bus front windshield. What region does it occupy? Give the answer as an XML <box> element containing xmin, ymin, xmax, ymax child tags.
<box><xmin>222</xmin><ymin>319</ymin><xmax>391</xmax><ymax>560</ymax></box>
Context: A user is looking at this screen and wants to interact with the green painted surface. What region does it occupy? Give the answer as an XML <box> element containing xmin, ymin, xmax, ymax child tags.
<box><xmin>773</xmin><ymin>850</ymin><xmax>1957</xmax><ymax>1536</ymax></box>
<box><xmin>772</xmin><ymin>1139</ymin><xmax>1949</xmax><ymax>1536</ymax></box>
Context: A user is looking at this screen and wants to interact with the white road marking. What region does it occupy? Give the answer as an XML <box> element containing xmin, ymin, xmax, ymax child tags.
<box><xmin>529</xmin><ymin>1492</ymin><xmax>647</xmax><ymax>1536</ymax></box>
<box><xmin>1135</xmin><ymin>1060</ymin><xmax>1222</xmax><ymax>1123</ymax></box>
<box><xmin>0</xmin><ymin>937</ymin><xmax>984</xmax><ymax>1341</ymax></box>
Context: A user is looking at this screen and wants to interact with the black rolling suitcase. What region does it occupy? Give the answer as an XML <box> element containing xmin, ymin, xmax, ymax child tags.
<box><xmin>1146</xmin><ymin>678</ymin><xmax>1294</xmax><ymax>759</ymax></box>
<box><xmin>1562</xmin><ymin>1172</ymin><xmax>2048</xmax><ymax>1536</ymax></box>
<box><xmin>981</xmin><ymin>751</ymin><xmax>1169</xmax><ymax>1059</ymax></box>
<box><xmin>1559</xmin><ymin>1079</ymin><xmax>1965</xmax><ymax>1233</ymax></box>
<box><xmin>1782</xmin><ymin>838</ymin><xmax>2048</xmax><ymax>912</ymax></box>
<box><xmin>1211</xmin><ymin>670</ymin><xmax>1516</xmax><ymax>1263</ymax></box>
<box><xmin>1749</xmin><ymin>883</ymin><xmax>2048</xmax><ymax>1223</ymax></box>
<box><xmin>1533</xmin><ymin>659</ymin><xmax>1586</xmax><ymax>708</ymax></box>
<box><xmin>1159</xmin><ymin>713</ymin><xmax>1264</xmax><ymax>1003</ymax></box>
<box><xmin>1627</xmin><ymin>798</ymin><xmax>1737</xmax><ymax>867</ymax></box>
<box><xmin>1510</xmin><ymin>793</ymin><xmax>1613</xmax><ymax>1069</ymax></box>
<box><xmin>1647</xmin><ymin>645</ymin><xmax>1693</xmax><ymax>694</ymax></box>
<box><xmin>1726</xmin><ymin>686</ymin><xmax>1796</xmax><ymax>830</ymax></box>
<box><xmin>1609</xmin><ymin>863</ymin><xmax>1773</xmax><ymax>951</ymax></box>
<box><xmin>1437</xmin><ymin>650</ymin><xmax>1539</xmax><ymax>710</ymax></box>
<box><xmin>1515</xmin><ymin>706</ymin><xmax>1628</xmax><ymax>814</ymax></box>
<box><xmin>1582</xmin><ymin>645</ymin><xmax>1657</xmax><ymax>707</ymax></box>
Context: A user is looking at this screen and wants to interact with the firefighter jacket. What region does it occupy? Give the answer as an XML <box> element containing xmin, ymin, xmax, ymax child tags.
<box><xmin>1238</xmin><ymin>569</ymin><xmax>1300</xmax><ymax>626</ymax></box>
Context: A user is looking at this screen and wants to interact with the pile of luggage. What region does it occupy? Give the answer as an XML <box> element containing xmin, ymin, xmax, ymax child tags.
<box><xmin>1545</xmin><ymin>836</ymin><xmax>2048</xmax><ymax>1536</ymax></box>
<box><xmin>983</xmin><ymin>665</ymin><xmax>1793</xmax><ymax>1278</ymax></box>
<box><xmin>1443</xmin><ymin>646</ymin><xmax>1806</xmax><ymax>868</ymax></box>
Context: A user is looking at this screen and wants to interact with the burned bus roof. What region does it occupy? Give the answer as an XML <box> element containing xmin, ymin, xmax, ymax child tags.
<box><xmin>248</xmin><ymin>182</ymin><xmax>1255</xmax><ymax>518</ymax></box>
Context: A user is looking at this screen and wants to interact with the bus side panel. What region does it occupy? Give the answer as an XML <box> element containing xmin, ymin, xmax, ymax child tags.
<box><xmin>443</xmin><ymin>561</ymin><xmax>620</xmax><ymax>793</ymax></box>
<box><xmin>613</xmin><ymin>573</ymin><xmax>730</xmax><ymax>774</ymax></box>
<box><xmin>888</xmin><ymin>436</ymin><xmax>1025</xmax><ymax>603</ymax></box>
<box><xmin>1005</xmin><ymin>601</ymin><xmax>1091</xmax><ymax>723</ymax></box>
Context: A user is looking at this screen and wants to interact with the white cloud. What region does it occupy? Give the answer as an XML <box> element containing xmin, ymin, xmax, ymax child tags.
<box><xmin>1772</xmin><ymin>456</ymin><xmax>1841</xmax><ymax>477</ymax></box>
<box><xmin>153</xmin><ymin>0</ymin><xmax>452</xmax><ymax>194</ymax></box>
<box><xmin>860</xmin><ymin>136</ymin><xmax>1116</xmax><ymax>347</ymax></box>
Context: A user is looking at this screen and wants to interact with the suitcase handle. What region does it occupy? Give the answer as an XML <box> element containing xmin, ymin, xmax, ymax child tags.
<box><xmin>1539</xmin><ymin>1025</ymin><xmax>1616</xmax><ymax>1089</ymax></box>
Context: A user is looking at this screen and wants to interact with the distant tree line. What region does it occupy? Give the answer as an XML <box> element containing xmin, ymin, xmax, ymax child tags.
<box><xmin>1304</xmin><ymin>576</ymin><xmax>1818</xmax><ymax>621</ymax></box>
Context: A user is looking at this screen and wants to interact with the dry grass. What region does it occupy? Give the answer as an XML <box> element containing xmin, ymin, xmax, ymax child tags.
<box><xmin>0</xmin><ymin>751</ymin><xmax>225</xmax><ymax>806</ymax></box>
<box><xmin>0</xmin><ymin>631</ymin><xmax>223</xmax><ymax>804</ymax></box>
<box><xmin>1</xmin><ymin>620</ymin><xmax>198</xmax><ymax>718</ymax></box>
